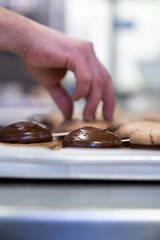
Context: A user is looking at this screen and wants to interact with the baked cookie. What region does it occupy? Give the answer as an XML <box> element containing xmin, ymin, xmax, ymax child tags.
<box><xmin>0</xmin><ymin>121</ymin><xmax>60</xmax><ymax>149</ymax></box>
<box><xmin>115</xmin><ymin>121</ymin><xmax>156</xmax><ymax>139</ymax></box>
<box><xmin>130</xmin><ymin>122</ymin><xmax>160</xmax><ymax>146</ymax></box>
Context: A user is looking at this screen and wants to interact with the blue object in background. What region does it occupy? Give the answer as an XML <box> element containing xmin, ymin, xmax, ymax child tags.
<box><xmin>114</xmin><ymin>20</ymin><xmax>134</xmax><ymax>29</ymax></box>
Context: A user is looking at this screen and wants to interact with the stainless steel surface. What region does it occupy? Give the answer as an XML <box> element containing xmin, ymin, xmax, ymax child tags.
<box><xmin>0</xmin><ymin>182</ymin><xmax>160</xmax><ymax>240</ymax></box>
<box><xmin>0</xmin><ymin>145</ymin><xmax>160</xmax><ymax>180</ymax></box>
<box><xmin>52</xmin><ymin>132</ymin><xmax>70</xmax><ymax>137</ymax></box>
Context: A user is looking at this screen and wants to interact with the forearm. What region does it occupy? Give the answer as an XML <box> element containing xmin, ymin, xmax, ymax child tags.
<box><xmin>0</xmin><ymin>6</ymin><xmax>35</xmax><ymax>56</ymax></box>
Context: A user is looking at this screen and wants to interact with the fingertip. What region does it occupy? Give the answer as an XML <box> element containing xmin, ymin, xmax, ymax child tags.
<box><xmin>103</xmin><ymin>111</ymin><xmax>113</xmax><ymax>121</ymax></box>
<box><xmin>83</xmin><ymin>113</ymin><xmax>94</xmax><ymax>121</ymax></box>
<box><xmin>102</xmin><ymin>75</ymin><xmax>115</xmax><ymax>120</ymax></box>
<box><xmin>72</xmin><ymin>75</ymin><xmax>91</xmax><ymax>101</ymax></box>
<box><xmin>59</xmin><ymin>98</ymin><xmax>73</xmax><ymax>120</ymax></box>
<box><xmin>103</xmin><ymin>100</ymin><xmax>115</xmax><ymax>120</ymax></box>
<box><xmin>83</xmin><ymin>106</ymin><xmax>95</xmax><ymax>121</ymax></box>
<box><xmin>47</xmin><ymin>85</ymin><xmax>73</xmax><ymax>120</ymax></box>
<box><xmin>63</xmin><ymin>105</ymin><xmax>73</xmax><ymax>120</ymax></box>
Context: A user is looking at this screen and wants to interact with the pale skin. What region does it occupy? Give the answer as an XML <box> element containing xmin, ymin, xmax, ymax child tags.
<box><xmin>0</xmin><ymin>7</ymin><xmax>114</xmax><ymax>120</ymax></box>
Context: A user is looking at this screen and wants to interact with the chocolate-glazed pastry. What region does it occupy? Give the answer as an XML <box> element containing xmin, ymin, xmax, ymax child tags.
<box><xmin>62</xmin><ymin>126</ymin><xmax>122</xmax><ymax>148</ymax></box>
<box><xmin>0</xmin><ymin>121</ymin><xmax>52</xmax><ymax>144</ymax></box>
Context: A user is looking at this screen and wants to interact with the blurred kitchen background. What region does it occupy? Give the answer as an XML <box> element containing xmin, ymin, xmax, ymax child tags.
<box><xmin>0</xmin><ymin>0</ymin><xmax>160</xmax><ymax>124</ymax></box>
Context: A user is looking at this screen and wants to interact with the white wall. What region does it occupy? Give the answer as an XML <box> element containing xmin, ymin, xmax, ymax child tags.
<box><xmin>64</xmin><ymin>0</ymin><xmax>160</xmax><ymax>93</ymax></box>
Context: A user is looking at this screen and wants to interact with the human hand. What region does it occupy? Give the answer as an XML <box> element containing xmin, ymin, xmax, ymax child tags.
<box><xmin>0</xmin><ymin>6</ymin><xmax>114</xmax><ymax>120</ymax></box>
<box><xmin>20</xmin><ymin>22</ymin><xmax>114</xmax><ymax>120</ymax></box>
<box><xmin>0</xmin><ymin>7</ymin><xmax>114</xmax><ymax>120</ymax></box>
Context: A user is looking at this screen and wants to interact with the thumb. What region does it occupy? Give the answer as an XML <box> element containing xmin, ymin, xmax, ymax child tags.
<box><xmin>46</xmin><ymin>83</ymin><xmax>73</xmax><ymax>119</ymax></box>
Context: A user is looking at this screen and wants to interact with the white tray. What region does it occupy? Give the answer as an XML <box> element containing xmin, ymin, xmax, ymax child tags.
<box><xmin>0</xmin><ymin>145</ymin><xmax>160</xmax><ymax>180</ymax></box>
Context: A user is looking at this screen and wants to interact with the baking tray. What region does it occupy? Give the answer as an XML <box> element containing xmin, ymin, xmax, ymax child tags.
<box><xmin>0</xmin><ymin>145</ymin><xmax>160</xmax><ymax>180</ymax></box>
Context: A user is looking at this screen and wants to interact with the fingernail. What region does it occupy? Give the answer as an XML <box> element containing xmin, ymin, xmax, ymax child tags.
<box><xmin>84</xmin><ymin>115</ymin><xmax>94</xmax><ymax>121</ymax></box>
<box><xmin>106</xmin><ymin>113</ymin><xmax>113</xmax><ymax>121</ymax></box>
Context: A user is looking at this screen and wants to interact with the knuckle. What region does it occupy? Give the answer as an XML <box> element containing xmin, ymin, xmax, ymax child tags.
<box><xmin>97</xmin><ymin>77</ymin><xmax>105</xmax><ymax>89</ymax></box>
<box><xmin>76</xmin><ymin>40</ymin><xmax>93</xmax><ymax>54</ymax></box>
<box><xmin>82</xmin><ymin>71</ymin><xmax>92</xmax><ymax>86</ymax></box>
<box><xmin>86</xmin><ymin>41</ymin><xmax>93</xmax><ymax>50</ymax></box>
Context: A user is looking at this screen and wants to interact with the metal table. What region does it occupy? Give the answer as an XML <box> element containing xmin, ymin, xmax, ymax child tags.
<box><xmin>0</xmin><ymin>180</ymin><xmax>160</xmax><ymax>240</ymax></box>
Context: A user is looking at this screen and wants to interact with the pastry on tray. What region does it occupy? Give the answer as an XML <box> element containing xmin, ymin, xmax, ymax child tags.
<box><xmin>0</xmin><ymin>121</ymin><xmax>60</xmax><ymax>149</ymax></box>
<box><xmin>62</xmin><ymin>126</ymin><xmax>122</xmax><ymax>148</ymax></box>
<box><xmin>115</xmin><ymin>121</ymin><xmax>152</xmax><ymax>139</ymax></box>
<box><xmin>115</xmin><ymin>121</ymin><xmax>160</xmax><ymax>146</ymax></box>
<box><xmin>130</xmin><ymin>122</ymin><xmax>160</xmax><ymax>146</ymax></box>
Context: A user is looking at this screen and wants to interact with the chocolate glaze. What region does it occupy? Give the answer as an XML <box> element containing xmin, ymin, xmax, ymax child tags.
<box><xmin>62</xmin><ymin>126</ymin><xmax>122</xmax><ymax>148</ymax></box>
<box><xmin>0</xmin><ymin>121</ymin><xmax>52</xmax><ymax>144</ymax></box>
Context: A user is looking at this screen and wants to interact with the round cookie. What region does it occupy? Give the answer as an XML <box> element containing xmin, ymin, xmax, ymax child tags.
<box><xmin>0</xmin><ymin>121</ymin><xmax>59</xmax><ymax>149</ymax></box>
<box><xmin>56</xmin><ymin>119</ymin><xmax>110</xmax><ymax>133</ymax></box>
<box><xmin>115</xmin><ymin>121</ymin><xmax>156</xmax><ymax>139</ymax></box>
<box><xmin>130</xmin><ymin>122</ymin><xmax>160</xmax><ymax>146</ymax></box>
<box><xmin>62</xmin><ymin>126</ymin><xmax>122</xmax><ymax>148</ymax></box>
